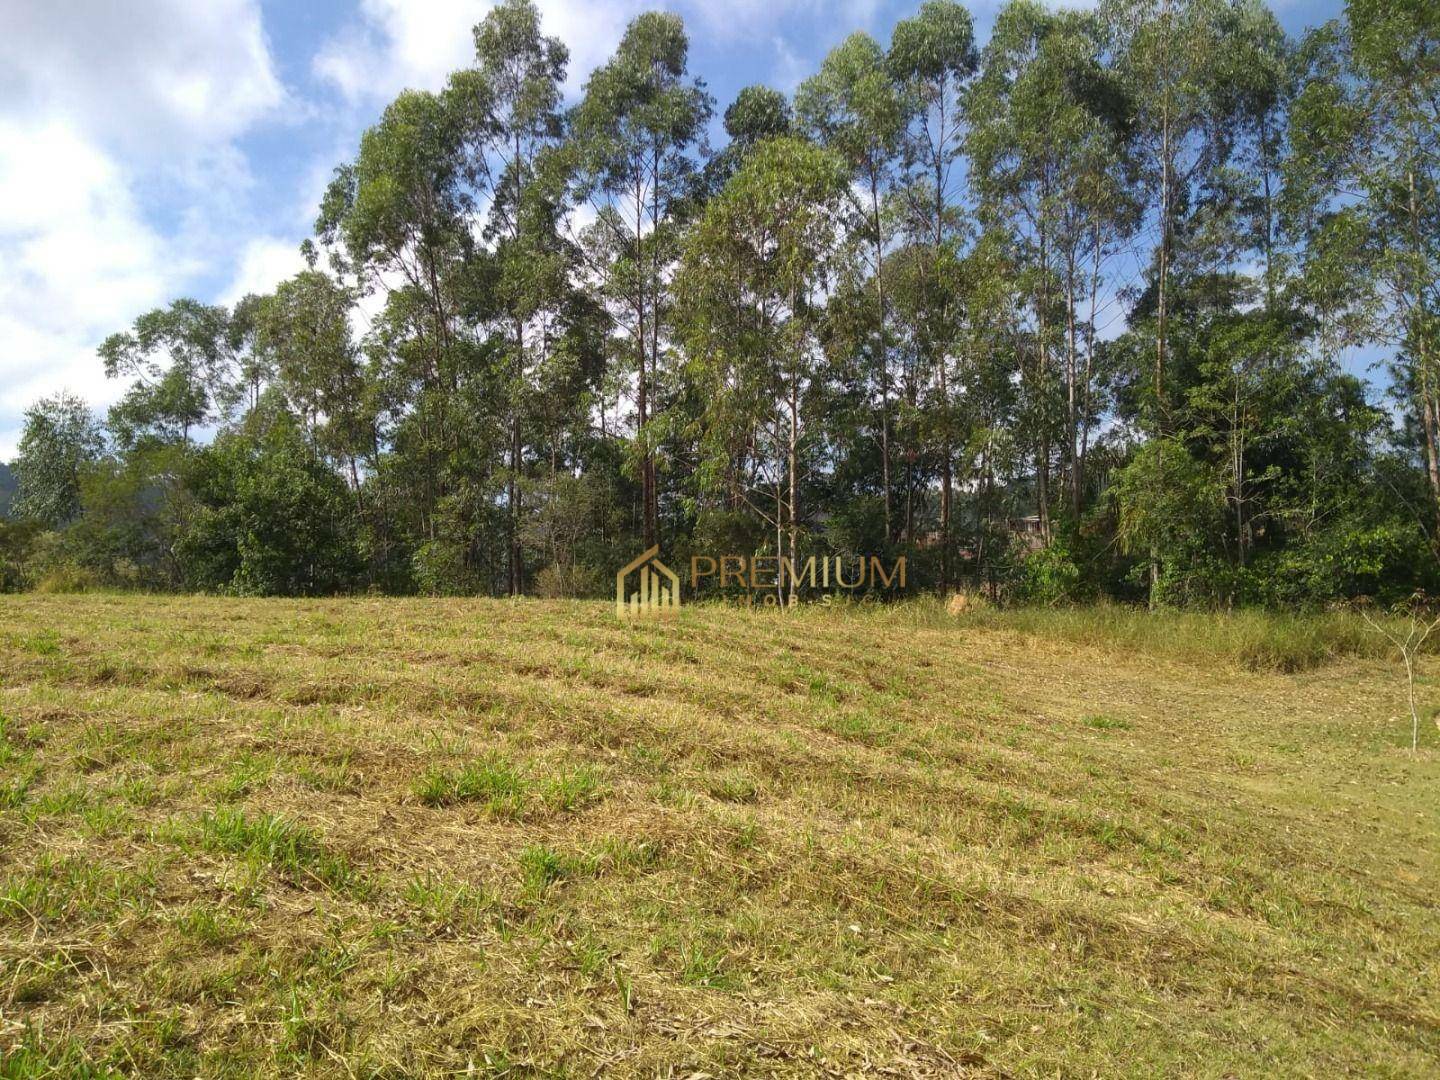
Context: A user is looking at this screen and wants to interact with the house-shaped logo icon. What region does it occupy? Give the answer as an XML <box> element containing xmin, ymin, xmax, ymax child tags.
<box><xmin>616</xmin><ymin>546</ymin><xmax>681</xmax><ymax>617</ymax></box>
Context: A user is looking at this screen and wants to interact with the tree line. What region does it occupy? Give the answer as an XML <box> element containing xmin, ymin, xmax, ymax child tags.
<box><xmin>2</xmin><ymin>0</ymin><xmax>1437</xmax><ymax>607</ymax></box>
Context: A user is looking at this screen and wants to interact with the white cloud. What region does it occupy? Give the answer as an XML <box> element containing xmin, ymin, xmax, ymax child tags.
<box><xmin>315</xmin><ymin>0</ymin><xmax>644</xmax><ymax>101</ymax></box>
<box><xmin>0</xmin><ymin>0</ymin><xmax>286</xmax><ymax>459</ymax></box>
<box><xmin>311</xmin><ymin>0</ymin><xmax>847</xmax><ymax>105</ymax></box>
<box><xmin>0</xmin><ymin>0</ymin><xmax>283</xmax><ymax>154</ymax></box>
<box><xmin>0</xmin><ymin>119</ymin><xmax>181</xmax><ymax>457</ymax></box>
<box><xmin>221</xmin><ymin>238</ymin><xmax>309</xmax><ymax>307</ymax></box>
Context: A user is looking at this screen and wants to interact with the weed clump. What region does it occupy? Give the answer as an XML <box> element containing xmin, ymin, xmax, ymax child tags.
<box><xmin>198</xmin><ymin>808</ymin><xmax>366</xmax><ymax>896</ymax></box>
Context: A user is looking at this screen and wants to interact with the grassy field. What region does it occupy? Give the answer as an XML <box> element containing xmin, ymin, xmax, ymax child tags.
<box><xmin>0</xmin><ymin>596</ymin><xmax>1436</xmax><ymax>1077</ymax></box>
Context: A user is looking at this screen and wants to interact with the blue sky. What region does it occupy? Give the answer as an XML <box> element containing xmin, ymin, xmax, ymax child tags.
<box><xmin>0</xmin><ymin>0</ymin><xmax>1348</xmax><ymax>458</ymax></box>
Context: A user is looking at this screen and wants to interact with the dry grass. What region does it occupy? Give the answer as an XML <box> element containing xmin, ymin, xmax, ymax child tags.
<box><xmin>0</xmin><ymin>595</ymin><xmax>1436</xmax><ymax>1077</ymax></box>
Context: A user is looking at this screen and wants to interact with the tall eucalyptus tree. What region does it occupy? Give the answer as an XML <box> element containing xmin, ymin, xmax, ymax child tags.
<box><xmin>569</xmin><ymin>12</ymin><xmax>713</xmax><ymax>548</ymax></box>
<box><xmin>677</xmin><ymin>137</ymin><xmax>848</xmax><ymax>603</ymax></box>
<box><xmin>456</xmin><ymin>0</ymin><xmax>573</xmax><ymax>594</ymax></box>
<box><xmin>969</xmin><ymin>1</ymin><xmax>1135</xmax><ymax>529</ymax></box>
<box><xmin>888</xmin><ymin>0</ymin><xmax>977</xmax><ymax>581</ymax></box>
<box><xmin>797</xmin><ymin>34</ymin><xmax>911</xmax><ymax>542</ymax></box>
<box><xmin>315</xmin><ymin>88</ymin><xmax>471</xmax><ymax>544</ymax></box>
<box><xmin>1287</xmin><ymin>0</ymin><xmax>1440</xmax><ymax>535</ymax></box>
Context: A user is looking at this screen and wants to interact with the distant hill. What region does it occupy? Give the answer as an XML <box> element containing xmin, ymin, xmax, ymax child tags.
<box><xmin>0</xmin><ymin>462</ymin><xmax>15</xmax><ymax>517</ymax></box>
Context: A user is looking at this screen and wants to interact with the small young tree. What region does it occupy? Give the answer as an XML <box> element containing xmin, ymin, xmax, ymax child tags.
<box><xmin>10</xmin><ymin>392</ymin><xmax>105</xmax><ymax>528</ymax></box>
<box><xmin>1361</xmin><ymin>598</ymin><xmax>1440</xmax><ymax>756</ymax></box>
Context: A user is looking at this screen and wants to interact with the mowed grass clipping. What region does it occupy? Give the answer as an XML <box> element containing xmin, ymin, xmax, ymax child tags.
<box><xmin>0</xmin><ymin>595</ymin><xmax>1436</xmax><ymax>1077</ymax></box>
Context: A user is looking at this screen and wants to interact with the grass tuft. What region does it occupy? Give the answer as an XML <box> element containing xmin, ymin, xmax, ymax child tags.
<box><xmin>414</xmin><ymin>756</ymin><xmax>528</xmax><ymax>812</ymax></box>
<box><xmin>198</xmin><ymin>807</ymin><xmax>367</xmax><ymax>896</ymax></box>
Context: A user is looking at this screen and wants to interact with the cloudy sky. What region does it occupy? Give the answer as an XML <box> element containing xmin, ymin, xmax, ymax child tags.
<box><xmin>0</xmin><ymin>0</ymin><xmax>1346</xmax><ymax>459</ymax></box>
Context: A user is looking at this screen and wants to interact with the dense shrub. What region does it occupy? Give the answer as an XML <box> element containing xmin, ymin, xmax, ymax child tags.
<box><xmin>1247</xmin><ymin>519</ymin><xmax>1438</xmax><ymax>607</ymax></box>
<box><xmin>0</xmin><ymin>520</ymin><xmax>41</xmax><ymax>592</ymax></box>
<box><xmin>1013</xmin><ymin>535</ymin><xmax>1086</xmax><ymax>605</ymax></box>
<box><xmin>533</xmin><ymin>562</ymin><xmax>605</xmax><ymax>599</ymax></box>
<box><xmin>175</xmin><ymin>415</ymin><xmax>361</xmax><ymax>596</ymax></box>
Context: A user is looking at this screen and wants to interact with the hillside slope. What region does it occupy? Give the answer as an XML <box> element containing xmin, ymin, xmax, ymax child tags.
<box><xmin>0</xmin><ymin>596</ymin><xmax>1436</xmax><ymax>1076</ymax></box>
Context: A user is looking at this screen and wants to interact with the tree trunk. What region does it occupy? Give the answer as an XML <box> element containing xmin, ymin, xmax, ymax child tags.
<box><xmin>788</xmin><ymin>381</ymin><xmax>799</xmax><ymax>608</ymax></box>
<box><xmin>870</xmin><ymin>174</ymin><xmax>892</xmax><ymax>542</ymax></box>
<box><xmin>1408</xmin><ymin>166</ymin><xmax>1440</xmax><ymax>539</ymax></box>
<box><xmin>939</xmin><ymin>345</ymin><xmax>952</xmax><ymax>594</ymax></box>
<box><xmin>1065</xmin><ymin>248</ymin><xmax>1080</xmax><ymax>518</ymax></box>
<box><xmin>635</xmin><ymin>183</ymin><xmax>657</xmax><ymax>548</ymax></box>
<box><xmin>935</xmin><ymin>118</ymin><xmax>952</xmax><ymax>592</ymax></box>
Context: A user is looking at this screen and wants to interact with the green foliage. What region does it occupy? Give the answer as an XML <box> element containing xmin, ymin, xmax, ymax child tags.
<box><xmin>10</xmin><ymin>392</ymin><xmax>104</xmax><ymax>528</ymax></box>
<box><xmin>1110</xmin><ymin>437</ymin><xmax>1230</xmax><ymax>607</ymax></box>
<box><xmin>723</xmin><ymin>85</ymin><xmax>791</xmax><ymax>149</ymax></box>
<box><xmin>62</xmin><ymin>445</ymin><xmax>188</xmax><ymax>589</ymax></box>
<box><xmin>10</xmin><ymin>0</ymin><xmax>1439</xmax><ymax>614</ymax></box>
<box><xmin>0</xmin><ymin>462</ymin><xmax>17</xmax><ymax>517</ymax></box>
<box><xmin>1249</xmin><ymin>518</ymin><xmax>1438</xmax><ymax>607</ymax></box>
<box><xmin>99</xmin><ymin>299</ymin><xmax>237</xmax><ymax>448</ymax></box>
<box><xmin>1015</xmin><ymin>535</ymin><xmax>1086</xmax><ymax>606</ymax></box>
<box><xmin>175</xmin><ymin>412</ymin><xmax>360</xmax><ymax>596</ymax></box>
<box><xmin>0</xmin><ymin>520</ymin><xmax>41</xmax><ymax>593</ymax></box>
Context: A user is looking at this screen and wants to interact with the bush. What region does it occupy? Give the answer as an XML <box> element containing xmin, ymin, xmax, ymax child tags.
<box><xmin>1247</xmin><ymin>519</ymin><xmax>1438</xmax><ymax>607</ymax></box>
<box><xmin>0</xmin><ymin>520</ymin><xmax>40</xmax><ymax>592</ymax></box>
<box><xmin>17</xmin><ymin>529</ymin><xmax>102</xmax><ymax>594</ymax></box>
<box><xmin>412</xmin><ymin>535</ymin><xmax>489</xmax><ymax>596</ymax></box>
<box><xmin>61</xmin><ymin>447</ymin><xmax>187</xmax><ymax>590</ymax></box>
<box><xmin>33</xmin><ymin>564</ymin><xmax>103</xmax><ymax>594</ymax></box>
<box><xmin>1014</xmin><ymin>537</ymin><xmax>1086</xmax><ymax>605</ymax></box>
<box><xmin>175</xmin><ymin>413</ymin><xmax>361</xmax><ymax>596</ymax></box>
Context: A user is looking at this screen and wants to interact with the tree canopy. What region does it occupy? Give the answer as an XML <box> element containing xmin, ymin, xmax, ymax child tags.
<box><xmin>4</xmin><ymin>0</ymin><xmax>1435</xmax><ymax>607</ymax></box>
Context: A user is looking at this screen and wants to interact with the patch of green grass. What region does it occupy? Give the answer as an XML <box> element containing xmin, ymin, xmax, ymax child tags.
<box><xmin>110</xmin><ymin>773</ymin><xmax>159</xmax><ymax>806</ymax></box>
<box><xmin>0</xmin><ymin>715</ymin><xmax>36</xmax><ymax>768</ymax></box>
<box><xmin>706</xmin><ymin>769</ymin><xmax>759</xmax><ymax>803</ymax></box>
<box><xmin>542</xmin><ymin>765</ymin><xmax>603</xmax><ymax>812</ymax></box>
<box><xmin>517</xmin><ymin>843</ymin><xmax>597</xmax><ymax>895</ymax></box>
<box><xmin>403</xmin><ymin>872</ymin><xmax>496</xmax><ymax>930</ymax></box>
<box><xmin>19</xmin><ymin>631</ymin><xmax>62</xmax><ymax>656</ymax></box>
<box><xmin>820</xmin><ymin>708</ymin><xmax>896</xmax><ymax>745</ymax></box>
<box><xmin>415</xmin><ymin>756</ymin><xmax>528</xmax><ymax>812</ymax></box>
<box><xmin>678</xmin><ymin>941</ymin><xmax>737</xmax><ymax>990</ymax></box>
<box><xmin>295</xmin><ymin>751</ymin><xmax>359</xmax><ymax>794</ymax></box>
<box><xmin>71</xmin><ymin>721</ymin><xmax>143</xmax><ymax>773</ymax></box>
<box><xmin>0</xmin><ymin>771</ymin><xmax>34</xmax><ymax>809</ymax></box>
<box><xmin>197</xmin><ymin>808</ymin><xmax>367</xmax><ymax>896</ymax></box>
<box><xmin>0</xmin><ymin>1028</ymin><xmax>119</xmax><ymax>1078</ymax></box>
<box><xmin>217</xmin><ymin>752</ymin><xmax>275</xmax><ymax>801</ymax></box>
<box><xmin>0</xmin><ymin>854</ymin><xmax>153</xmax><ymax>927</ymax></box>
<box><xmin>1084</xmin><ymin>714</ymin><xmax>1132</xmax><ymax>731</ymax></box>
<box><xmin>80</xmin><ymin>800</ymin><xmax>131</xmax><ymax>837</ymax></box>
<box><xmin>174</xmin><ymin>903</ymin><xmax>248</xmax><ymax>946</ymax></box>
<box><xmin>29</xmin><ymin>781</ymin><xmax>91</xmax><ymax>817</ymax></box>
